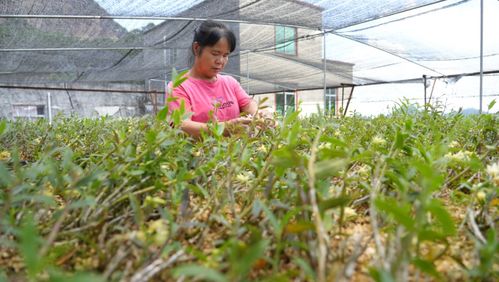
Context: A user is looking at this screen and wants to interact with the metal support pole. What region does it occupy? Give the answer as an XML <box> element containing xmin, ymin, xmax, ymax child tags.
<box><xmin>149</xmin><ymin>79</ymin><xmax>157</xmax><ymax>115</ymax></box>
<box><xmin>479</xmin><ymin>0</ymin><xmax>484</xmax><ymax>113</ymax></box>
<box><xmin>47</xmin><ymin>92</ymin><xmax>52</xmax><ymax>125</ymax></box>
<box><xmin>323</xmin><ymin>26</ymin><xmax>327</xmax><ymax>113</ymax></box>
<box><xmin>341</xmin><ymin>85</ymin><xmax>345</xmax><ymax>115</ymax></box>
<box><xmin>284</xmin><ymin>90</ymin><xmax>287</xmax><ymax>116</ymax></box>
<box><xmin>335</xmin><ymin>88</ymin><xmax>339</xmax><ymax>116</ymax></box>
<box><xmin>343</xmin><ymin>85</ymin><xmax>355</xmax><ymax>116</ymax></box>
<box><xmin>167</xmin><ymin>35</ymin><xmax>173</xmax><ymax>106</ymax></box>
<box><xmin>246</xmin><ymin>51</ymin><xmax>250</xmax><ymax>94</ymax></box>
<box><xmin>164</xmin><ymin>36</ymin><xmax>167</xmax><ymax>67</ymax></box>
<box><xmin>428</xmin><ymin>78</ymin><xmax>436</xmax><ymax>106</ymax></box>
<box><xmin>167</xmin><ymin>78</ymin><xmax>168</xmax><ymax>106</ymax></box>
<box><xmin>423</xmin><ymin>75</ymin><xmax>427</xmax><ymax>105</ymax></box>
<box><xmin>154</xmin><ymin>91</ymin><xmax>158</xmax><ymax>115</ymax></box>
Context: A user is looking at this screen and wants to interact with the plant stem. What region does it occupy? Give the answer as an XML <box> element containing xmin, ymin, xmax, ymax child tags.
<box><xmin>307</xmin><ymin>127</ymin><xmax>328</xmax><ymax>282</ymax></box>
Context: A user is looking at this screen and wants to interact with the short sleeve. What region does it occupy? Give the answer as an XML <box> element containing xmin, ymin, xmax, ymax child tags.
<box><xmin>228</xmin><ymin>76</ymin><xmax>252</xmax><ymax>108</ymax></box>
<box><xmin>167</xmin><ymin>82</ymin><xmax>192</xmax><ymax>113</ymax></box>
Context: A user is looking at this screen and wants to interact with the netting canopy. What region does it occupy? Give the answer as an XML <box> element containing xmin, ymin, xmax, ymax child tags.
<box><xmin>1</xmin><ymin>0</ymin><xmax>498</xmax><ymax>94</ymax></box>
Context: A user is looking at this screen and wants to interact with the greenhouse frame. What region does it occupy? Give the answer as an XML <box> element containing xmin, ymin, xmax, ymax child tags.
<box><xmin>1</xmin><ymin>0</ymin><xmax>498</xmax><ymax>118</ymax></box>
<box><xmin>0</xmin><ymin>1</ymin><xmax>498</xmax><ymax>282</ymax></box>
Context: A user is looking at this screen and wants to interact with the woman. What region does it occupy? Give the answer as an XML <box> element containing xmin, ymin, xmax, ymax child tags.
<box><xmin>168</xmin><ymin>20</ymin><xmax>263</xmax><ymax>138</ymax></box>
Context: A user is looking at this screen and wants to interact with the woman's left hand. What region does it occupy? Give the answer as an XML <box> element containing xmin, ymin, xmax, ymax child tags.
<box><xmin>254</xmin><ymin>111</ymin><xmax>277</xmax><ymax>128</ymax></box>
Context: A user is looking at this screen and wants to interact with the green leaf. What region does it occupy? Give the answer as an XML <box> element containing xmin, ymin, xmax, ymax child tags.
<box><xmin>171</xmin><ymin>67</ymin><xmax>178</xmax><ymax>81</ymax></box>
<box><xmin>128</xmin><ymin>193</ymin><xmax>144</xmax><ymax>227</ymax></box>
<box><xmin>394</xmin><ymin>130</ymin><xmax>407</xmax><ymax>149</ymax></box>
<box><xmin>318</xmin><ymin>195</ymin><xmax>350</xmax><ymax>214</ymax></box>
<box><xmin>129</xmin><ymin>170</ymin><xmax>145</xmax><ymax>176</ymax></box>
<box><xmin>173</xmin><ymin>76</ymin><xmax>188</xmax><ymax>88</ymax></box>
<box><xmin>487</xmin><ymin>99</ymin><xmax>496</xmax><ymax>111</ymax></box>
<box><xmin>412</xmin><ymin>160</ymin><xmax>444</xmax><ymax>193</ymax></box>
<box><xmin>413</xmin><ymin>258</ymin><xmax>441</xmax><ymax>280</ymax></box>
<box><xmin>166</xmin><ymin>96</ymin><xmax>178</xmax><ymax>103</ymax></box>
<box><xmin>171</xmin><ymin>100</ymin><xmax>186</xmax><ymax>126</ymax></box>
<box><xmin>314</xmin><ymin>159</ymin><xmax>346</xmax><ymax>179</ymax></box>
<box><xmin>257</xmin><ymin>200</ymin><xmax>280</xmax><ymax>235</ymax></box>
<box><xmin>284</xmin><ymin>221</ymin><xmax>315</xmax><ymax>234</ymax></box>
<box><xmin>385</xmin><ymin>170</ymin><xmax>409</xmax><ymax>193</ymax></box>
<box><xmin>284</xmin><ymin>110</ymin><xmax>299</xmax><ymax>125</ymax></box>
<box><xmin>173</xmin><ymin>264</ymin><xmax>228</xmax><ymax>282</ymax></box>
<box><xmin>146</xmin><ymin>130</ymin><xmax>157</xmax><ymax>145</ymax></box>
<box><xmin>369</xmin><ymin>267</ymin><xmax>395</xmax><ymax>282</ymax></box>
<box><xmin>286</xmin><ymin>121</ymin><xmax>301</xmax><ymax>146</ymax></box>
<box><xmin>157</xmin><ymin>106</ymin><xmax>169</xmax><ymax>121</ymax></box>
<box><xmin>0</xmin><ymin>120</ymin><xmax>6</xmax><ymax>136</ymax></box>
<box><xmin>0</xmin><ymin>162</ymin><xmax>13</xmax><ymax>186</ymax></box>
<box><xmin>49</xmin><ymin>271</ymin><xmax>105</xmax><ymax>282</ymax></box>
<box><xmin>68</xmin><ymin>197</ymin><xmax>97</xmax><ymax>210</ymax></box>
<box><xmin>418</xmin><ymin>230</ymin><xmax>445</xmax><ymax>242</ymax></box>
<box><xmin>272</xmin><ymin>147</ymin><xmax>300</xmax><ymax>167</ymax></box>
<box><xmin>215</xmin><ymin>122</ymin><xmax>225</xmax><ymax>137</ymax></box>
<box><xmin>13</xmin><ymin>194</ymin><xmax>56</xmax><ymax>207</ymax></box>
<box><xmin>74</xmin><ymin>173</ymin><xmax>100</xmax><ymax>188</ymax></box>
<box><xmin>375</xmin><ymin>197</ymin><xmax>415</xmax><ymax>231</ymax></box>
<box><xmin>324</xmin><ymin>137</ymin><xmax>348</xmax><ymax>148</ymax></box>
<box><xmin>68</xmin><ymin>273</ymin><xmax>106</xmax><ymax>282</ymax></box>
<box><xmin>0</xmin><ymin>270</ymin><xmax>7</xmax><ymax>282</ymax></box>
<box><xmin>258</xmin><ymin>96</ymin><xmax>269</xmax><ymax>109</ymax></box>
<box><xmin>18</xmin><ymin>215</ymin><xmax>44</xmax><ymax>279</ymax></box>
<box><xmin>427</xmin><ymin>199</ymin><xmax>456</xmax><ymax>236</ymax></box>
<box><xmin>232</xmin><ymin>239</ymin><xmax>268</xmax><ymax>278</ymax></box>
<box><xmin>292</xmin><ymin>257</ymin><xmax>317</xmax><ymax>281</ymax></box>
<box><xmin>475</xmin><ymin>228</ymin><xmax>498</xmax><ymax>276</ymax></box>
<box><xmin>172</xmin><ymin>69</ymin><xmax>189</xmax><ymax>88</ymax></box>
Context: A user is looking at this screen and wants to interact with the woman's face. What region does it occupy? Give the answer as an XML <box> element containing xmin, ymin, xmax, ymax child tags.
<box><xmin>193</xmin><ymin>37</ymin><xmax>230</xmax><ymax>79</ymax></box>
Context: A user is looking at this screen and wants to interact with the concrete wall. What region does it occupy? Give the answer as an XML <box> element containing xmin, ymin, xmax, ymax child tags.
<box><xmin>298</xmin><ymin>89</ymin><xmax>324</xmax><ymax>116</ymax></box>
<box><xmin>0</xmin><ymin>82</ymin><xmax>155</xmax><ymax>120</ymax></box>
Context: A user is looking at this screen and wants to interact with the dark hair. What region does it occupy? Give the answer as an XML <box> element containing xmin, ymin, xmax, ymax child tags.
<box><xmin>192</xmin><ymin>20</ymin><xmax>237</xmax><ymax>56</ymax></box>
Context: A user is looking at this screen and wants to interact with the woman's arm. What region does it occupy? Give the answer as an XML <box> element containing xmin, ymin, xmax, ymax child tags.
<box><xmin>241</xmin><ymin>100</ymin><xmax>258</xmax><ymax>115</ymax></box>
<box><xmin>241</xmin><ymin>100</ymin><xmax>274</xmax><ymax>121</ymax></box>
<box><xmin>180</xmin><ymin>119</ymin><xmax>209</xmax><ymax>139</ymax></box>
<box><xmin>180</xmin><ymin>117</ymin><xmax>252</xmax><ymax>138</ymax></box>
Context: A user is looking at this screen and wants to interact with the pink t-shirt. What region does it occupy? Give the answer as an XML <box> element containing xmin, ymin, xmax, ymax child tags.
<box><xmin>167</xmin><ymin>74</ymin><xmax>252</xmax><ymax>123</ymax></box>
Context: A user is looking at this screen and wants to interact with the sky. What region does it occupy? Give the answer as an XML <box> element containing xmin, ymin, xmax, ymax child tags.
<box><xmin>325</xmin><ymin>0</ymin><xmax>499</xmax><ymax>115</ymax></box>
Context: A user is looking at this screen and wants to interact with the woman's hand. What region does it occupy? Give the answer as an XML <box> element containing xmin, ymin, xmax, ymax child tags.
<box><xmin>253</xmin><ymin>111</ymin><xmax>277</xmax><ymax>129</ymax></box>
<box><xmin>229</xmin><ymin>116</ymin><xmax>253</xmax><ymax>125</ymax></box>
<box><xmin>241</xmin><ymin>101</ymin><xmax>276</xmax><ymax>128</ymax></box>
<box><xmin>223</xmin><ymin>112</ymin><xmax>277</xmax><ymax>136</ymax></box>
<box><xmin>222</xmin><ymin>117</ymin><xmax>252</xmax><ymax>136</ymax></box>
<box><xmin>256</xmin><ymin>110</ymin><xmax>273</xmax><ymax>119</ymax></box>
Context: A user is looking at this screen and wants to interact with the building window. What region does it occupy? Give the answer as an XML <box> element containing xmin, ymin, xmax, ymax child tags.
<box><xmin>275</xmin><ymin>26</ymin><xmax>296</xmax><ymax>55</ymax></box>
<box><xmin>164</xmin><ymin>48</ymin><xmax>178</xmax><ymax>66</ymax></box>
<box><xmin>12</xmin><ymin>105</ymin><xmax>45</xmax><ymax>119</ymax></box>
<box><xmin>276</xmin><ymin>91</ymin><xmax>295</xmax><ymax>115</ymax></box>
<box><xmin>170</xmin><ymin>48</ymin><xmax>177</xmax><ymax>64</ymax></box>
<box><xmin>325</xmin><ymin>87</ymin><xmax>336</xmax><ymax>113</ymax></box>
